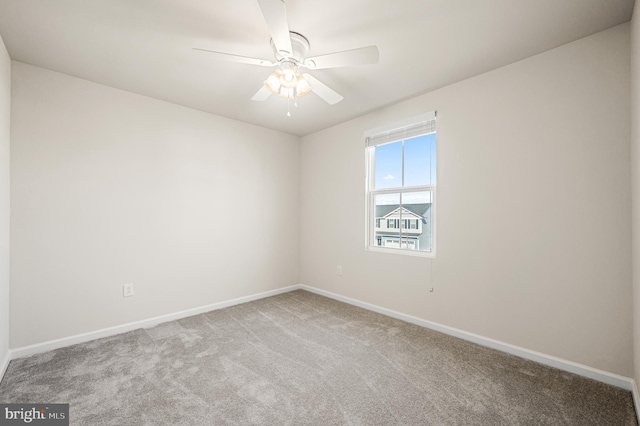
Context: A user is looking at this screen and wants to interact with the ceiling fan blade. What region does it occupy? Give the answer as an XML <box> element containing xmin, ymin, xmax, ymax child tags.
<box><xmin>303</xmin><ymin>74</ymin><xmax>343</xmax><ymax>105</ymax></box>
<box><xmin>257</xmin><ymin>0</ymin><xmax>293</xmax><ymax>57</ymax></box>
<box><xmin>251</xmin><ymin>85</ymin><xmax>273</xmax><ymax>101</ymax></box>
<box><xmin>193</xmin><ymin>48</ymin><xmax>275</xmax><ymax>67</ymax></box>
<box><xmin>304</xmin><ymin>45</ymin><xmax>379</xmax><ymax>70</ymax></box>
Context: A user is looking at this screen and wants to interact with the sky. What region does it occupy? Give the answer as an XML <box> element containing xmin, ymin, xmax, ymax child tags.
<box><xmin>374</xmin><ymin>133</ymin><xmax>436</xmax><ymax>205</ymax></box>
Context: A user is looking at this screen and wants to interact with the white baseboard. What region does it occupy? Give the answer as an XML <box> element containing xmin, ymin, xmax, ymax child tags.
<box><xmin>632</xmin><ymin>380</ymin><xmax>640</xmax><ymax>421</ymax></box>
<box><xmin>299</xmin><ymin>284</ymin><xmax>634</xmax><ymax>391</ymax></box>
<box><xmin>0</xmin><ymin>350</ymin><xmax>10</xmax><ymax>384</ymax></box>
<box><xmin>7</xmin><ymin>282</ymin><xmax>635</xmax><ymax>394</ymax></box>
<box><xmin>11</xmin><ymin>285</ymin><xmax>302</xmax><ymax>359</ymax></box>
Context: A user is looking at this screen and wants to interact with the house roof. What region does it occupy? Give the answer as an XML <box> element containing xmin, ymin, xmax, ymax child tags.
<box><xmin>375</xmin><ymin>204</ymin><xmax>431</xmax><ymax>219</ymax></box>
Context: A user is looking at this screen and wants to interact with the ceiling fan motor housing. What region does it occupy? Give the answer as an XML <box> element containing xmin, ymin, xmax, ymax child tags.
<box><xmin>271</xmin><ymin>32</ymin><xmax>310</xmax><ymax>65</ymax></box>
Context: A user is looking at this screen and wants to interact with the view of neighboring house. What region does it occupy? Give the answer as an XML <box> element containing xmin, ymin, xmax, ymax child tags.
<box><xmin>374</xmin><ymin>203</ymin><xmax>432</xmax><ymax>252</ymax></box>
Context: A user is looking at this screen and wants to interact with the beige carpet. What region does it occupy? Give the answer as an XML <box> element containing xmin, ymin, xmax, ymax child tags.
<box><xmin>0</xmin><ymin>290</ymin><xmax>636</xmax><ymax>425</ymax></box>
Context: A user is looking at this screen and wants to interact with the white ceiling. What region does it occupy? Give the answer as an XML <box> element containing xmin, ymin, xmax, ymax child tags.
<box><xmin>0</xmin><ymin>0</ymin><xmax>634</xmax><ymax>136</ymax></box>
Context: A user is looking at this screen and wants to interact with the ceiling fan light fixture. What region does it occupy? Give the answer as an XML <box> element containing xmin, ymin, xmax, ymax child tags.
<box><xmin>264</xmin><ymin>70</ymin><xmax>283</xmax><ymax>93</ymax></box>
<box><xmin>264</xmin><ymin>65</ymin><xmax>312</xmax><ymax>99</ymax></box>
<box><xmin>281</xmin><ymin>67</ymin><xmax>297</xmax><ymax>89</ymax></box>
<box><xmin>295</xmin><ymin>75</ymin><xmax>311</xmax><ymax>97</ymax></box>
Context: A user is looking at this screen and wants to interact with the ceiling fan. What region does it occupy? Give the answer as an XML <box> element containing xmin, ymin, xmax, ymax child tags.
<box><xmin>194</xmin><ymin>0</ymin><xmax>379</xmax><ymax>110</ymax></box>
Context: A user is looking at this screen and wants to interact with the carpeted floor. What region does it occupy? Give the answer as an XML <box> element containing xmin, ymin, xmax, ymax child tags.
<box><xmin>0</xmin><ymin>290</ymin><xmax>636</xmax><ymax>425</ymax></box>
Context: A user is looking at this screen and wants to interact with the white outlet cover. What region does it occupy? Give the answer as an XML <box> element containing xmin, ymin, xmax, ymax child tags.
<box><xmin>123</xmin><ymin>283</ymin><xmax>134</xmax><ymax>297</ymax></box>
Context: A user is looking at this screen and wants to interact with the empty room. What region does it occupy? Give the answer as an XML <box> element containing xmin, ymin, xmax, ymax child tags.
<box><xmin>1</xmin><ymin>0</ymin><xmax>640</xmax><ymax>424</ymax></box>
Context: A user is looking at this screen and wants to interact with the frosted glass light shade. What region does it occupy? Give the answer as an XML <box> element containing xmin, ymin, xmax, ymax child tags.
<box><xmin>264</xmin><ymin>67</ymin><xmax>312</xmax><ymax>99</ymax></box>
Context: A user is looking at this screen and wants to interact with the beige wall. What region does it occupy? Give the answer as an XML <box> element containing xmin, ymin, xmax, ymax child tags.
<box><xmin>631</xmin><ymin>2</ymin><xmax>640</xmax><ymax>390</ymax></box>
<box><xmin>10</xmin><ymin>62</ymin><xmax>300</xmax><ymax>348</ymax></box>
<box><xmin>0</xmin><ymin>35</ymin><xmax>10</xmax><ymax>364</ymax></box>
<box><xmin>301</xmin><ymin>24</ymin><xmax>632</xmax><ymax>376</ymax></box>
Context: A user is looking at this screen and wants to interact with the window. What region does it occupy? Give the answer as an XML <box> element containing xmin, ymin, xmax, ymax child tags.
<box><xmin>399</xmin><ymin>219</ymin><xmax>418</xmax><ymax>229</ymax></box>
<box><xmin>365</xmin><ymin>112</ymin><xmax>436</xmax><ymax>256</ymax></box>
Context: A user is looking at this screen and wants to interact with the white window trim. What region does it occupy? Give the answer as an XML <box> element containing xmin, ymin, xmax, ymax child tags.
<box><xmin>364</xmin><ymin>112</ymin><xmax>437</xmax><ymax>258</ymax></box>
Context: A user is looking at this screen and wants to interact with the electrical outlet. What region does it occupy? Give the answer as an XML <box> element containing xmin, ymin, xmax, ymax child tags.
<box><xmin>429</xmin><ymin>287</ymin><xmax>434</xmax><ymax>293</ymax></box>
<box><xmin>337</xmin><ymin>265</ymin><xmax>343</xmax><ymax>276</ymax></box>
<box><xmin>123</xmin><ymin>283</ymin><xmax>135</xmax><ymax>298</ymax></box>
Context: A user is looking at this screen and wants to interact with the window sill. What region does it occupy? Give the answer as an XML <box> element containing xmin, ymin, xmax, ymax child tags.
<box><xmin>366</xmin><ymin>246</ymin><xmax>436</xmax><ymax>258</ymax></box>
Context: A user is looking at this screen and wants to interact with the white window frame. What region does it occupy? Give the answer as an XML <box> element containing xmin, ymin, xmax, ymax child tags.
<box><xmin>364</xmin><ymin>112</ymin><xmax>437</xmax><ymax>258</ymax></box>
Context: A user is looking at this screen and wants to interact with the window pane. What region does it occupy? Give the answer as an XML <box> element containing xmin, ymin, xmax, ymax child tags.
<box><xmin>374</xmin><ymin>141</ymin><xmax>402</xmax><ymax>189</ymax></box>
<box><xmin>373</xmin><ymin>193</ymin><xmax>400</xmax><ymax>247</ymax></box>
<box><xmin>404</xmin><ymin>134</ymin><xmax>436</xmax><ymax>187</ymax></box>
<box><xmin>400</xmin><ymin>191</ymin><xmax>433</xmax><ymax>252</ymax></box>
